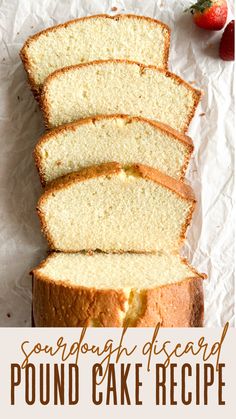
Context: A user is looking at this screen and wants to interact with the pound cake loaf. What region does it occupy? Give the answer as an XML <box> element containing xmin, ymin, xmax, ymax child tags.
<box><xmin>37</xmin><ymin>162</ymin><xmax>196</xmax><ymax>253</ymax></box>
<box><xmin>41</xmin><ymin>60</ymin><xmax>202</xmax><ymax>131</ymax></box>
<box><xmin>31</xmin><ymin>252</ymin><xmax>205</xmax><ymax>327</ymax></box>
<box><xmin>20</xmin><ymin>14</ymin><xmax>170</xmax><ymax>97</ymax></box>
<box><xmin>34</xmin><ymin>114</ymin><xmax>194</xmax><ymax>185</ymax></box>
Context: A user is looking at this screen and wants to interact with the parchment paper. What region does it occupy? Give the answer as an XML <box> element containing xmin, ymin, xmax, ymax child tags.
<box><xmin>0</xmin><ymin>0</ymin><xmax>234</xmax><ymax>326</ymax></box>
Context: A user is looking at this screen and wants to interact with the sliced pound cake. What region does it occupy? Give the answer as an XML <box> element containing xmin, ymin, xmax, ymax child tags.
<box><xmin>34</xmin><ymin>114</ymin><xmax>194</xmax><ymax>186</ymax></box>
<box><xmin>20</xmin><ymin>14</ymin><xmax>170</xmax><ymax>97</ymax></box>
<box><xmin>41</xmin><ymin>60</ymin><xmax>202</xmax><ymax>132</ymax></box>
<box><xmin>31</xmin><ymin>252</ymin><xmax>205</xmax><ymax>327</ymax></box>
<box><xmin>37</xmin><ymin>162</ymin><xmax>196</xmax><ymax>253</ymax></box>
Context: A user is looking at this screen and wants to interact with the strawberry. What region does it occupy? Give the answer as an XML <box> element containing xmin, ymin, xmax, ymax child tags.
<box><xmin>219</xmin><ymin>20</ymin><xmax>235</xmax><ymax>60</ymax></box>
<box><xmin>186</xmin><ymin>0</ymin><xmax>228</xmax><ymax>30</ymax></box>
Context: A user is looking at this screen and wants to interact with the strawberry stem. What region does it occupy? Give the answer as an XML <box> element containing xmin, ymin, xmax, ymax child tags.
<box><xmin>185</xmin><ymin>0</ymin><xmax>212</xmax><ymax>14</ymax></box>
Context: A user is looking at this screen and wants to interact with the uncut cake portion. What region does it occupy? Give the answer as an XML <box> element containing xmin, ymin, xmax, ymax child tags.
<box><xmin>31</xmin><ymin>252</ymin><xmax>205</xmax><ymax>327</ymax></box>
<box><xmin>20</xmin><ymin>14</ymin><xmax>170</xmax><ymax>97</ymax></box>
<box><xmin>34</xmin><ymin>114</ymin><xmax>194</xmax><ymax>186</ymax></box>
<box><xmin>41</xmin><ymin>60</ymin><xmax>202</xmax><ymax>132</ymax></box>
<box><xmin>37</xmin><ymin>162</ymin><xmax>196</xmax><ymax>253</ymax></box>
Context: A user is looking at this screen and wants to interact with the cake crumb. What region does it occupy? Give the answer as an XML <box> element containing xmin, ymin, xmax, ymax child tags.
<box><xmin>199</xmin><ymin>113</ymin><xmax>206</xmax><ymax>117</ymax></box>
<box><xmin>111</xmin><ymin>7</ymin><xmax>118</xmax><ymax>11</ymax></box>
<box><xmin>86</xmin><ymin>250</ymin><xmax>95</xmax><ymax>256</ymax></box>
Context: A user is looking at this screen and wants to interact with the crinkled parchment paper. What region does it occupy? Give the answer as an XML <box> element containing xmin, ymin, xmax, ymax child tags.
<box><xmin>0</xmin><ymin>0</ymin><xmax>234</xmax><ymax>326</ymax></box>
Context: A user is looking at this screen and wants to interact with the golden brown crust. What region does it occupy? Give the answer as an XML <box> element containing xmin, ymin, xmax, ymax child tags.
<box><xmin>40</xmin><ymin>59</ymin><xmax>202</xmax><ymax>131</ymax></box>
<box><xmin>130</xmin><ymin>164</ymin><xmax>197</xmax><ymax>249</ymax></box>
<box><xmin>36</xmin><ymin>162</ymin><xmax>196</xmax><ymax>252</ymax></box>
<box><xmin>36</xmin><ymin>163</ymin><xmax>122</xmax><ymax>250</ymax></box>
<box><xmin>132</xmin><ymin>163</ymin><xmax>196</xmax><ymax>201</ymax></box>
<box><xmin>34</xmin><ymin>114</ymin><xmax>194</xmax><ymax>187</ymax></box>
<box><xmin>19</xmin><ymin>51</ymin><xmax>41</xmax><ymax>99</ymax></box>
<box><xmin>43</xmin><ymin>162</ymin><xmax>196</xmax><ymax>201</ymax></box>
<box><xmin>45</xmin><ymin>161</ymin><xmax>122</xmax><ymax>191</ymax></box>
<box><xmin>134</xmin><ymin>277</ymin><xmax>204</xmax><ymax>327</ymax></box>
<box><xmin>20</xmin><ymin>14</ymin><xmax>171</xmax><ymax>99</ymax></box>
<box><xmin>31</xmin><ymin>253</ymin><xmax>205</xmax><ymax>327</ymax></box>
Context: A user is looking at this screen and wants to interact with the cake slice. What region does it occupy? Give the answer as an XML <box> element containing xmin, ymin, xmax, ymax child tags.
<box><xmin>37</xmin><ymin>162</ymin><xmax>196</xmax><ymax>253</ymax></box>
<box><xmin>31</xmin><ymin>252</ymin><xmax>205</xmax><ymax>327</ymax></box>
<box><xmin>34</xmin><ymin>114</ymin><xmax>194</xmax><ymax>186</ymax></box>
<box><xmin>20</xmin><ymin>14</ymin><xmax>170</xmax><ymax>97</ymax></box>
<box><xmin>41</xmin><ymin>60</ymin><xmax>202</xmax><ymax>131</ymax></box>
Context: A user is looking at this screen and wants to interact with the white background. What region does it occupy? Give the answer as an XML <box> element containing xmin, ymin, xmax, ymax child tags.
<box><xmin>0</xmin><ymin>0</ymin><xmax>234</xmax><ymax>326</ymax></box>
